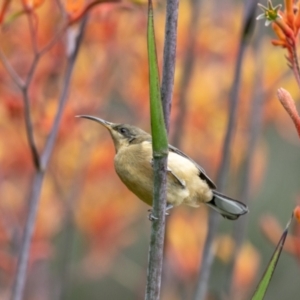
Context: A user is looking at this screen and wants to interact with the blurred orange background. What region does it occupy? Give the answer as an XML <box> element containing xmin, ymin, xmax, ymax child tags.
<box><xmin>0</xmin><ymin>0</ymin><xmax>300</xmax><ymax>299</ymax></box>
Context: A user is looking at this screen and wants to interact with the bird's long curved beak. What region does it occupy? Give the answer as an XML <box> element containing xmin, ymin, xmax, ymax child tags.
<box><xmin>76</xmin><ymin>115</ymin><xmax>114</xmax><ymax>129</ymax></box>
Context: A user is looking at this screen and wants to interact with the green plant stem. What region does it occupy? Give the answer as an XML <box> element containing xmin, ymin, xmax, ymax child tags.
<box><xmin>145</xmin><ymin>0</ymin><xmax>178</xmax><ymax>299</ymax></box>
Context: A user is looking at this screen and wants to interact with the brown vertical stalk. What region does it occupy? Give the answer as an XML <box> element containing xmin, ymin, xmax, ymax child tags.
<box><xmin>161</xmin><ymin>0</ymin><xmax>179</xmax><ymax>132</ymax></box>
<box><xmin>225</xmin><ymin>27</ymin><xmax>264</xmax><ymax>298</ymax></box>
<box><xmin>193</xmin><ymin>1</ymin><xmax>257</xmax><ymax>299</ymax></box>
<box><xmin>145</xmin><ymin>155</ymin><xmax>168</xmax><ymax>300</ymax></box>
<box><xmin>172</xmin><ymin>0</ymin><xmax>202</xmax><ymax>148</ymax></box>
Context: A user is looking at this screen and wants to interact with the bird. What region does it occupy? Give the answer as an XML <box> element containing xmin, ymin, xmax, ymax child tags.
<box><xmin>77</xmin><ymin>115</ymin><xmax>249</xmax><ymax>220</ymax></box>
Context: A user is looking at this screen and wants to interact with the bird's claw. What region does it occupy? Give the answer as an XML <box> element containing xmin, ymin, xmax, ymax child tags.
<box><xmin>148</xmin><ymin>209</ymin><xmax>158</xmax><ymax>221</ymax></box>
<box><xmin>148</xmin><ymin>205</ymin><xmax>173</xmax><ymax>221</ymax></box>
<box><xmin>166</xmin><ymin>203</ymin><xmax>173</xmax><ymax>214</ymax></box>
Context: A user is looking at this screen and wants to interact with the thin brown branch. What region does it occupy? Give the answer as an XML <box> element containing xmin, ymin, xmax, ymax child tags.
<box><xmin>194</xmin><ymin>1</ymin><xmax>257</xmax><ymax>299</ymax></box>
<box><xmin>0</xmin><ymin>48</ymin><xmax>24</xmax><ymax>89</ymax></box>
<box><xmin>225</xmin><ymin>29</ymin><xmax>265</xmax><ymax>298</ymax></box>
<box><xmin>0</xmin><ymin>48</ymin><xmax>40</xmax><ymax>168</ymax></box>
<box><xmin>39</xmin><ymin>23</ymin><xmax>67</xmax><ymax>56</ymax></box>
<box><xmin>10</xmin><ymin>171</ymin><xmax>45</xmax><ymax>300</ymax></box>
<box><xmin>41</xmin><ymin>16</ymin><xmax>88</xmax><ymax>169</ymax></box>
<box><xmin>160</xmin><ymin>0</ymin><xmax>179</xmax><ymax>133</ymax></box>
<box><xmin>10</xmin><ymin>17</ymin><xmax>88</xmax><ymax>300</ymax></box>
<box><xmin>26</xmin><ymin>10</ymin><xmax>39</xmax><ymax>55</ymax></box>
<box><xmin>22</xmin><ymin>90</ymin><xmax>41</xmax><ymax>169</ymax></box>
<box><xmin>25</xmin><ymin>55</ymin><xmax>40</xmax><ymax>88</ymax></box>
<box><xmin>171</xmin><ymin>0</ymin><xmax>201</xmax><ymax>148</ymax></box>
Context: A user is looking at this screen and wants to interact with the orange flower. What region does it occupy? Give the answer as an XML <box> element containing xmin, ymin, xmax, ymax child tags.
<box><xmin>294</xmin><ymin>206</ymin><xmax>300</xmax><ymax>223</ymax></box>
<box><xmin>22</xmin><ymin>0</ymin><xmax>45</xmax><ymax>10</ymax></box>
<box><xmin>65</xmin><ymin>0</ymin><xmax>85</xmax><ymax>16</ymax></box>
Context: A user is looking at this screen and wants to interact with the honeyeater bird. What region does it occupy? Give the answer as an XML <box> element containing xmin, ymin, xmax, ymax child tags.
<box><xmin>78</xmin><ymin>115</ymin><xmax>248</xmax><ymax>220</ymax></box>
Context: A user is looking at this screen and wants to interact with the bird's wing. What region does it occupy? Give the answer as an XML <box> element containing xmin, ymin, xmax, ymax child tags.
<box><xmin>168</xmin><ymin>144</ymin><xmax>216</xmax><ymax>189</ymax></box>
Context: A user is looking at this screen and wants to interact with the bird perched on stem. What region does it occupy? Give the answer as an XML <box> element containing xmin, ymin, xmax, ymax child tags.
<box><xmin>77</xmin><ymin>115</ymin><xmax>248</xmax><ymax>220</ymax></box>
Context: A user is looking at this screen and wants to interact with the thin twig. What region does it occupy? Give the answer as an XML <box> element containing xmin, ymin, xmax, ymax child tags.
<box><xmin>172</xmin><ymin>0</ymin><xmax>202</xmax><ymax>148</ymax></box>
<box><xmin>41</xmin><ymin>16</ymin><xmax>88</xmax><ymax>169</ymax></box>
<box><xmin>193</xmin><ymin>1</ymin><xmax>257</xmax><ymax>299</ymax></box>
<box><xmin>10</xmin><ymin>171</ymin><xmax>45</xmax><ymax>300</ymax></box>
<box><xmin>10</xmin><ymin>17</ymin><xmax>88</xmax><ymax>300</ymax></box>
<box><xmin>160</xmin><ymin>0</ymin><xmax>179</xmax><ymax>133</ymax></box>
<box><xmin>0</xmin><ymin>48</ymin><xmax>24</xmax><ymax>88</ymax></box>
<box><xmin>25</xmin><ymin>53</ymin><xmax>41</xmax><ymax>87</ymax></box>
<box><xmin>225</xmin><ymin>26</ymin><xmax>264</xmax><ymax>298</ymax></box>
<box><xmin>39</xmin><ymin>22</ymin><xmax>69</xmax><ymax>56</ymax></box>
<box><xmin>26</xmin><ymin>10</ymin><xmax>39</xmax><ymax>55</ymax></box>
<box><xmin>22</xmin><ymin>89</ymin><xmax>41</xmax><ymax>169</ymax></box>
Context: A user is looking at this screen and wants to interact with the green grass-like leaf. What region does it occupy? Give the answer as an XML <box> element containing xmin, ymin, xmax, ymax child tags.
<box><xmin>251</xmin><ymin>213</ymin><xmax>293</xmax><ymax>300</ymax></box>
<box><xmin>147</xmin><ymin>0</ymin><xmax>168</xmax><ymax>154</ymax></box>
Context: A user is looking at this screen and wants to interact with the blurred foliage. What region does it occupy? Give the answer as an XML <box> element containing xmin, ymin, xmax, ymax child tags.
<box><xmin>0</xmin><ymin>0</ymin><xmax>300</xmax><ymax>299</ymax></box>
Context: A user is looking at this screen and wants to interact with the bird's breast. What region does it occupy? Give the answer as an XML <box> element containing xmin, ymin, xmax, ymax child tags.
<box><xmin>114</xmin><ymin>142</ymin><xmax>154</xmax><ymax>205</ymax></box>
<box><xmin>114</xmin><ymin>142</ymin><xmax>213</xmax><ymax>207</ymax></box>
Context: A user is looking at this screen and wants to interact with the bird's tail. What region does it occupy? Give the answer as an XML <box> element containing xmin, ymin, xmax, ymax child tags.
<box><xmin>206</xmin><ymin>190</ymin><xmax>248</xmax><ymax>220</ymax></box>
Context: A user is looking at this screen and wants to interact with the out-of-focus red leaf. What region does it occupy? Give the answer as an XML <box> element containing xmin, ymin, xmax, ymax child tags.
<box><xmin>0</xmin><ymin>251</ymin><xmax>15</xmax><ymax>275</ymax></box>
<box><xmin>0</xmin><ymin>0</ymin><xmax>10</xmax><ymax>24</ymax></box>
<box><xmin>3</xmin><ymin>96</ymin><xmax>24</xmax><ymax>119</ymax></box>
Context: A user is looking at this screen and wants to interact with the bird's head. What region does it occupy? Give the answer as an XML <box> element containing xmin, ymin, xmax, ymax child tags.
<box><xmin>77</xmin><ymin>115</ymin><xmax>150</xmax><ymax>152</ymax></box>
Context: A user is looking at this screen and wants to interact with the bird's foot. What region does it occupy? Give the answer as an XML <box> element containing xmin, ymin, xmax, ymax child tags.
<box><xmin>148</xmin><ymin>204</ymin><xmax>174</xmax><ymax>220</ymax></box>
<box><xmin>148</xmin><ymin>209</ymin><xmax>158</xmax><ymax>221</ymax></box>
<box><xmin>165</xmin><ymin>203</ymin><xmax>173</xmax><ymax>215</ymax></box>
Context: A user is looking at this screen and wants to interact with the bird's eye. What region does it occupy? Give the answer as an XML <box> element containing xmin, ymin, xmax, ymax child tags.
<box><xmin>119</xmin><ymin>127</ymin><xmax>127</xmax><ymax>134</ymax></box>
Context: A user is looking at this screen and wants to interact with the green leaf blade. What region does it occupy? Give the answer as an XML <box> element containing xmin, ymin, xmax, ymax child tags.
<box><xmin>147</xmin><ymin>0</ymin><xmax>168</xmax><ymax>155</ymax></box>
<box><xmin>251</xmin><ymin>214</ymin><xmax>293</xmax><ymax>300</ymax></box>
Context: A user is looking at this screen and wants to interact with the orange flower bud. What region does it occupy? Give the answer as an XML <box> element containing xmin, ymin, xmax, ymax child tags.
<box><xmin>277</xmin><ymin>88</ymin><xmax>300</xmax><ymax>138</ymax></box>
<box><xmin>271</xmin><ymin>39</ymin><xmax>287</xmax><ymax>47</ymax></box>
<box><xmin>294</xmin><ymin>206</ymin><xmax>300</xmax><ymax>223</ymax></box>
<box><xmin>272</xmin><ymin>22</ymin><xmax>286</xmax><ymax>40</ymax></box>
<box><xmin>65</xmin><ymin>0</ymin><xmax>85</xmax><ymax>16</ymax></box>
<box><xmin>285</xmin><ymin>0</ymin><xmax>294</xmax><ymax>26</ymax></box>
<box><xmin>294</xmin><ymin>2</ymin><xmax>300</xmax><ymax>31</ymax></box>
